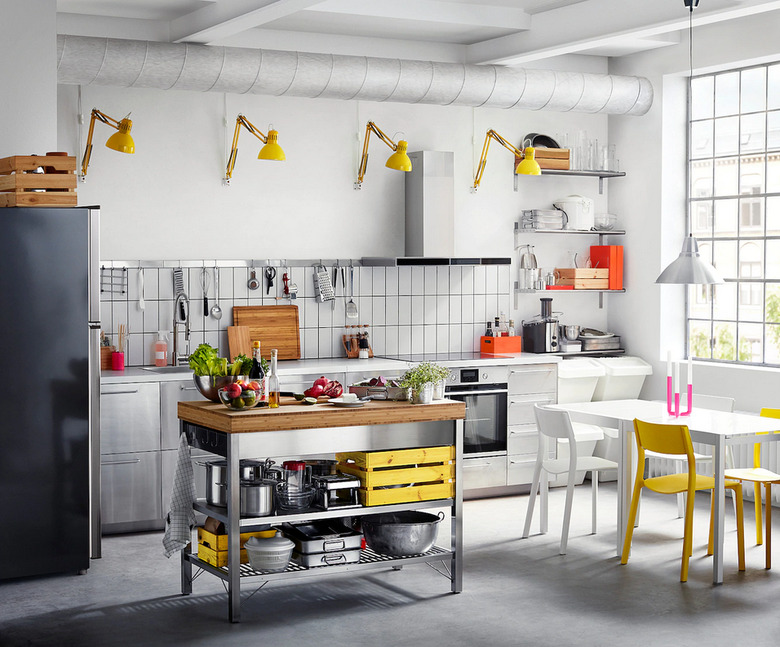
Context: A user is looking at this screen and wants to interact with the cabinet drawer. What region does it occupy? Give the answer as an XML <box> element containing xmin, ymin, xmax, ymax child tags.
<box><xmin>160</xmin><ymin>380</ymin><xmax>206</xmax><ymax>450</ymax></box>
<box><xmin>507</xmin><ymin>425</ymin><xmax>539</xmax><ymax>456</ymax></box>
<box><xmin>507</xmin><ymin>394</ymin><xmax>555</xmax><ymax>427</ymax></box>
<box><xmin>508</xmin><ymin>365</ymin><xmax>557</xmax><ymax>395</ymax></box>
<box><xmin>507</xmin><ymin>455</ymin><xmax>537</xmax><ymax>486</ymax></box>
<box><xmin>100</xmin><ymin>452</ymin><xmax>161</xmax><ymax>526</ymax></box>
<box><xmin>100</xmin><ymin>382</ymin><xmax>160</xmax><ymax>453</ymax></box>
<box><xmin>462</xmin><ymin>455</ymin><xmax>506</xmax><ymax>490</ymax></box>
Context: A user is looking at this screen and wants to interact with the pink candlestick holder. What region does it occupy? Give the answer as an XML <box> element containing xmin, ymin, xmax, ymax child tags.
<box><xmin>666</xmin><ymin>379</ymin><xmax>693</xmax><ymax>417</ymax></box>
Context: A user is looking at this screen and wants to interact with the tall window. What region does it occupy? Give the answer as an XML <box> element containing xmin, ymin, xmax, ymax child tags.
<box><xmin>687</xmin><ymin>61</ymin><xmax>780</xmax><ymax>365</ymax></box>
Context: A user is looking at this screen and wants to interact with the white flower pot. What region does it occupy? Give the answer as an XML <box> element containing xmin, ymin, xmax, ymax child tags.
<box><xmin>412</xmin><ymin>383</ymin><xmax>434</xmax><ymax>404</ymax></box>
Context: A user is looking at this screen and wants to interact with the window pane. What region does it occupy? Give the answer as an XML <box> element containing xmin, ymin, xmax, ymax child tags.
<box><xmin>712</xmin><ymin>281</ymin><xmax>737</xmax><ymax>320</ymax></box>
<box><xmin>713</xmin><ymin>157</ymin><xmax>738</xmax><ymax>196</ymax></box>
<box><xmin>739</xmin><ymin>283</ymin><xmax>764</xmax><ymax>321</ymax></box>
<box><xmin>712</xmin><ymin>240</ymin><xmax>738</xmax><ymax>279</ymax></box>
<box><xmin>713</xmin><ymin>198</ymin><xmax>737</xmax><ymax>236</ymax></box>
<box><xmin>691</xmin><ymin>159</ymin><xmax>713</xmax><ymax>198</ymax></box>
<box><xmin>769</xmin><ymin>111</ymin><xmax>780</xmax><ymax>150</ymax></box>
<box><xmin>689</xmin><ymin>284</ymin><xmax>711</xmax><ymax>319</ymax></box>
<box><xmin>741</xmin><ymin>113</ymin><xmax>765</xmax><ymax>153</ymax></box>
<box><xmin>739</xmin><ymin>241</ymin><xmax>764</xmax><ymax>277</ymax></box>
<box><xmin>691</xmin><ymin>120</ymin><xmax>713</xmax><ymax>158</ymax></box>
<box><xmin>765</xmin><ymin>284</ymin><xmax>780</xmax><ymax>323</ymax></box>
<box><xmin>714</xmin><ymin>116</ymin><xmax>739</xmax><ymax>156</ymax></box>
<box><xmin>768</xmin><ymin>154</ymin><xmax>780</xmax><ymax>193</ymax></box>
<box><xmin>691</xmin><ymin>200</ymin><xmax>712</xmax><ymax>237</ymax></box>
<box><xmin>689</xmin><ymin>320</ymin><xmax>712</xmax><ymax>359</ymax></box>
<box><xmin>715</xmin><ymin>73</ymin><xmax>740</xmax><ymax>117</ymax></box>
<box><xmin>765</xmin><ymin>324</ymin><xmax>780</xmax><ymax>364</ymax></box>
<box><xmin>738</xmin><ymin>322</ymin><xmax>763</xmax><ymax>363</ymax></box>
<box><xmin>766</xmin><ymin>240</ymin><xmax>780</xmax><ymax>279</ymax></box>
<box><xmin>740</xmin><ymin>155</ymin><xmax>765</xmax><ymax>194</ymax></box>
<box><xmin>769</xmin><ymin>64</ymin><xmax>780</xmax><ymax>110</ymax></box>
<box><xmin>741</xmin><ymin>67</ymin><xmax>766</xmax><ymax>113</ymax></box>
<box><xmin>713</xmin><ymin>322</ymin><xmax>737</xmax><ymax>360</ymax></box>
<box><xmin>692</xmin><ymin>75</ymin><xmax>714</xmax><ymax>119</ymax></box>
<box><xmin>767</xmin><ymin>197</ymin><xmax>780</xmax><ymax>235</ymax></box>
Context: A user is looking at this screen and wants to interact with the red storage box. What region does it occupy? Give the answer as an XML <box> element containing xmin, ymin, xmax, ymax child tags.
<box><xmin>590</xmin><ymin>245</ymin><xmax>624</xmax><ymax>290</ymax></box>
<box><xmin>480</xmin><ymin>336</ymin><xmax>522</xmax><ymax>354</ymax></box>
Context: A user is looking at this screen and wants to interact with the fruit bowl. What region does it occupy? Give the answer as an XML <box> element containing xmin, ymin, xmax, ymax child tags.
<box><xmin>193</xmin><ymin>374</ymin><xmax>247</xmax><ymax>402</ymax></box>
<box><xmin>217</xmin><ymin>380</ymin><xmax>263</xmax><ymax>410</ymax></box>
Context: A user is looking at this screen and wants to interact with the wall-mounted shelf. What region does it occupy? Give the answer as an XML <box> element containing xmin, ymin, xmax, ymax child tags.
<box><xmin>514</xmin><ymin>282</ymin><xmax>625</xmax><ymax>309</ymax></box>
<box><xmin>513</xmin><ymin>169</ymin><xmax>625</xmax><ymax>194</ymax></box>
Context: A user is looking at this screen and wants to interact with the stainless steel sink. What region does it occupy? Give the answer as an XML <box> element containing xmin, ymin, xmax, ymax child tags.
<box><xmin>141</xmin><ymin>366</ymin><xmax>193</xmax><ymax>374</ymax></box>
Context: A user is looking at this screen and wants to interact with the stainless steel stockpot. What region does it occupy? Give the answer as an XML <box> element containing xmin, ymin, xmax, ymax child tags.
<box><xmin>198</xmin><ymin>459</ymin><xmax>263</xmax><ymax>507</ymax></box>
<box><xmin>240</xmin><ymin>479</ymin><xmax>275</xmax><ymax>517</ymax></box>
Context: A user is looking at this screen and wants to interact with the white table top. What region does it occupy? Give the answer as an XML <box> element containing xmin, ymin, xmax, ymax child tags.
<box><xmin>551</xmin><ymin>399</ymin><xmax>780</xmax><ymax>441</ymax></box>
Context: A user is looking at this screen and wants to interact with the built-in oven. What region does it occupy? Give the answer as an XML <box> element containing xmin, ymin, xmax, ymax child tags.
<box><xmin>445</xmin><ymin>365</ymin><xmax>508</xmax><ymax>490</ymax></box>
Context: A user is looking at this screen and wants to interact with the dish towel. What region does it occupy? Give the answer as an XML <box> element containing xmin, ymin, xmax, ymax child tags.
<box><xmin>162</xmin><ymin>433</ymin><xmax>197</xmax><ymax>557</ymax></box>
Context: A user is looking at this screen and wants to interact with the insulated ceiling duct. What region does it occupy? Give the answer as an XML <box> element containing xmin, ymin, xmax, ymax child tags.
<box><xmin>56</xmin><ymin>35</ymin><xmax>652</xmax><ymax>115</ymax></box>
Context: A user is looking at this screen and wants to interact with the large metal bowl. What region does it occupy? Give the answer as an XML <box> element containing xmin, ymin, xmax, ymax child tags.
<box><xmin>361</xmin><ymin>510</ymin><xmax>444</xmax><ymax>556</ymax></box>
<box><xmin>192</xmin><ymin>374</ymin><xmax>247</xmax><ymax>402</ymax></box>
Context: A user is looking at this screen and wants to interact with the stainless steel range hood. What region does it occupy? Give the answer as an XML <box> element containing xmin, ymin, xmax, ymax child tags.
<box><xmin>361</xmin><ymin>151</ymin><xmax>510</xmax><ymax>267</ymax></box>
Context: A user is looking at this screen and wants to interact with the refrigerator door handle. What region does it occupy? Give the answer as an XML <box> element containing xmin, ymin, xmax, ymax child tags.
<box><xmin>89</xmin><ymin>325</ymin><xmax>102</xmax><ymax>559</ymax></box>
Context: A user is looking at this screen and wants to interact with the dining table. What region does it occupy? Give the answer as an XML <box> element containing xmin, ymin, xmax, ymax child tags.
<box><xmin>550</xmin><ymin>398</ymin><xmax>780</xmax><ymax>584</ymax></box>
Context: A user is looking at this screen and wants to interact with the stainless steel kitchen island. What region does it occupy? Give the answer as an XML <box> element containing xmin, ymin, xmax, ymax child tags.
<box><xmin>177</xmin><ymin>397</ymin><xmax>466</xmax><ymax>622</ymax></box>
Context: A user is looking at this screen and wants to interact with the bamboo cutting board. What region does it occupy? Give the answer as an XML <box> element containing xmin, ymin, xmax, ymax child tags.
<box><xmin>232</xmin><ymin>305</ymin><xmax>300</xmax><ymax>360</ymax></box>
<box><xmin>227</xmin><ymin>326</ymin><xmax>252</xmax><ymax>360</ymax></box>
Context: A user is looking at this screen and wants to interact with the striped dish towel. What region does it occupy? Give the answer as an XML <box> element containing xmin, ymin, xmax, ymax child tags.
<box><xmin>162</xmin><ymin>433</ymin><xmax>197</xmax><ymax>557</ymax></box>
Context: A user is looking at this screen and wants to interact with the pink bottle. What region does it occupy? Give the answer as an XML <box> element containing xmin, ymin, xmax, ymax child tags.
<box><xmin>154</xmin><ymin>331</ymin><xmax>168</xmax><ymax>367</ymax></box>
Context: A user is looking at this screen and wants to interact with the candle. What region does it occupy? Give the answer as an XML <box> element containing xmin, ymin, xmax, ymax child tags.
<box><xmin>667</xmin><ymin>351</ymin><xmax>672</xmax><ymax>379</ymax></box>
<box><xmin>687</xmin><ymin>356</ymin><xmax>693</xmax><ymax>387</ymax></box>
<box><xmin>673</xmin><ymin>361</ymin><xmax>679</xmax><ymax>396</ymax></box>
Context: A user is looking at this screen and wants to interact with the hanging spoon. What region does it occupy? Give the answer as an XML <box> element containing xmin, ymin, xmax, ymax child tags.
<box><xmin>210</xmin><ymin>268</ymin><xmax>222</xmax><ymax>320</ymax></box>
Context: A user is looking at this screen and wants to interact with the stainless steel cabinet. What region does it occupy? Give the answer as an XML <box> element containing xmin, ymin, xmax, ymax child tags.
<box><xmin>100</xmin><ymin>383</ymin><xmax>160</xmax><ymax>453</ymax></box>
<box><xmin>100</xmin><ymin>451</ymin><xmax>161</xmax><ymax>526</ymax></box>
<box><xmin>161</xmin><ymin>380</ymin><xmax>206</xmax><ymax>450</ymax></box>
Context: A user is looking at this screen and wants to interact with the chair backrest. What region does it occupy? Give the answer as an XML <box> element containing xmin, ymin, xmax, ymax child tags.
<box><xmin>534</xmin><ymin>405</ymin><xmax>576</xmax><ymax>444</ymax></box>
<box><xmin>754</xmin><ymin>408</ymin><xmax>780</xmax><ymax>466</ymax></box>
<box><xmin>633</xmin><ymin>419</ymin><xmax>694</xmax><ymax>461</ymax></box>
<box><xmin>693</xmin><ymin>394</ymin><xmax>735</xmax><ymax>412</ymax></box>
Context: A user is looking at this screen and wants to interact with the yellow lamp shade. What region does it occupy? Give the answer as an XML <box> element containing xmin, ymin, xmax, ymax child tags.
<box><xmin>515</xmin><ymin>146</ymin><xmax>541</xmax><ymax>175</ymax></box>
<box><xmin>105</xmin><ymin>118</ymin><xmax>135</xmax><ymax>154</ymax></box>
<box><xmin>258</xmin><ymin>130</ymin><xmax>285</xmax><ymax>161</ymax></box>
<box><xmin>385</xmin><ymin>140</ymin><xmax>412</xmax><ymax>172</ymax></box>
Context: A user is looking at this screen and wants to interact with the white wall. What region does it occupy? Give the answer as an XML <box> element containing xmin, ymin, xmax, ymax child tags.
<box><xmin>608</xmin><ymin>10</ymin><xmax>780</xmax><ymax>412</ymax></box>
<box><xmin>0</xmin><ymin>0</ymin><xmax>57</xmax><ymax>154</ymax></box>
<box><xmin>57</xmin><ymin>60</ymin><xmax>615</xmax><ymax>330</ymax></box>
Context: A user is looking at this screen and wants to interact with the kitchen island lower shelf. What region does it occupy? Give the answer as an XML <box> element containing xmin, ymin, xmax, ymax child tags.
<box><xmin>177</xmin><ymin>398</ymin><xmax>466</xmax><ymax>623</ymax></box>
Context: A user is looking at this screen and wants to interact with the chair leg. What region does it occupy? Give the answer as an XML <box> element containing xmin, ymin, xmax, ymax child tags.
<box><xmin>560</xmin><ymin>474</ymin><xmax>575</xmax><ymax>555</ymax></box>
<box><xmin>708</xmin><ymin>494</ymin><xmax>714</xmax><ymax>557</ymax></box>
<box><xmin>591</xmin><ymin>470</ymin><xmax>598</xmax><ymax>534</ymax></box>
<box><xmin>765</xmin><ymin>483</ymin><xmax>772</xmax><ymax>570</ymax></box>
<box><xmin>755</xmin><ymin>481</ymin><xmax>763</xmax><ymax>545</ymax></box>
<box><xmin>621</xmin><ymin>479</ymin><xmax>643</xmax><ymax>565</ymax></box>
<box><xmin>541</xmin><ymin>471</ymin><xmax>549</xmax><ymax>534</ymax></box>
<box><xmin>681</xmin><ymin>487</ymin><xmax>696</xmax><ymax>582</ymax></box>
<box><xmin>522</xmin><ymin>458</ymin><xmax>543</xmax><ymax>539</ymax></box>
<box><xmin>677</xmin><ymin>492</ymin><xmax>686</xmax><ymax>519</ymax></box>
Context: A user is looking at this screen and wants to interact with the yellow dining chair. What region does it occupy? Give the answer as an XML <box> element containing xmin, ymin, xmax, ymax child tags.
<box><xmin>621</xmin><ymin>419</ymin><xmax>745</xmax><ymax>582</ymax></box>
<box><xmin>720</xmin><ymin>407</ymin><xmax>780</xmax><ymax>569</ymax></box>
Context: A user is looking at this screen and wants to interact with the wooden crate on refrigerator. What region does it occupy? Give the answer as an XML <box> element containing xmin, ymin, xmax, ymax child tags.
<box><xmin>336</xmin><ymin>445</ymin><xmax>455</xmax><ymax>506</ymax></box>
<box><xmin>0</xmin><ymin>155</ymin><xmax>78</xmax><ymax>207</ymax></box>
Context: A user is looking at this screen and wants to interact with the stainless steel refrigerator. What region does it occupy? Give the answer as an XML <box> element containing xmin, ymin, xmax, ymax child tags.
<box><xmin>0</xmin><ymin>206</ymin><xmax>101</xmax><ymax>579</ymax></box>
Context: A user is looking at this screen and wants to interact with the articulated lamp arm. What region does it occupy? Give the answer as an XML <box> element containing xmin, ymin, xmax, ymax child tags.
<box><xmin>80</xmin><ymin>109</ymin><xmax>133</xmax><ymax>179</ymax></box>
<box><xmin>356</xmin><ymin>121</ymin><xmax>410</xmax><ymax>187</ymax></box>
<box><xmin>471</xmin><ymin>129</ymin><xmax>525</xmax><ymax>192</ymax></box>
<box><xmin>225</xmin><ymin>114</ymin><xmax>284</xmax><ymax>181</ymax></box>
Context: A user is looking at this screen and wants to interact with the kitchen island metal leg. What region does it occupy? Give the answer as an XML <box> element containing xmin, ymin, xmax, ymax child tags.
<box><xmin>227</xmin><ymin>435</ymin><xmax>242</xmax><ymax>622</ymax></box>
<box><xmin>452</xmin><ymin>418</ymin><xmax>463</xmax><ymax>593</ymax></box>
<box><xmin>181</xmin><ymin>542</ymin><xmax>192</xmax><ymax>595</ymax></box>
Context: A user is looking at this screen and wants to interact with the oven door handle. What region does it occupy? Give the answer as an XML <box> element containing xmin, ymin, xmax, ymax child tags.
<box><xmin>447</xmin><ymin>389</ymin><xmax>508</xmax><ymax>397</ymax></box>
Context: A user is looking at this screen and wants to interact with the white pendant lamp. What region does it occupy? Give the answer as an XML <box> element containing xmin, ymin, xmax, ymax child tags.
<box><xmin>656</xmin><ymin>0</ymin><xmax>724</xmax><ymax>286</ymax></box>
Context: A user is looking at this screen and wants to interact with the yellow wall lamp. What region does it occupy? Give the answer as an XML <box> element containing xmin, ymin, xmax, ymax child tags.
<box><xmin>224</xmin><ymin>114</ymin><xmax>285</xmax><ymax>184</ymax></box>
<box><xmin>354</xmin><ymin>121</ymin><xmax>412</xmax><ymax>190</ymax></box>
<box><xmin>471</xmin><ymin>129</ymin><xmax>541</xmax><ymax>192</ymax></box>
<box><xmin>80</xmin><ymin>108</ymin><xmax>135</xmax><ymax>181</ymax></box>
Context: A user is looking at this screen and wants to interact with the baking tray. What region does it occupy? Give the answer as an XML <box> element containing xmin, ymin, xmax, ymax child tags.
<box><xmin>292</xmin><ymin>548</ymin><xmax>361</xmax><ymax>568</ymax></box>
<box><xmin>580</xmin><ymin>335</ymin><xmax>621</xmax><ymax>351</ymax></box>
<box><xmin>283</xmin><ymin>519</ymin><xmax>363</xmax><ymax>554</ymax></box>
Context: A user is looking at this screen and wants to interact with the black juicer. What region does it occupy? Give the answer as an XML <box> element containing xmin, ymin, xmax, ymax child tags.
<box><xmin>522</xmin><ymin>297</ymin><xmax>559</xmax><ymax>353</ymax></box>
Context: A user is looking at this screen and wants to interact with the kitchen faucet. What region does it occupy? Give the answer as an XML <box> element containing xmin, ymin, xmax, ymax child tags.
<box><xmin>172</xmin><ymin>292</ymin><xmax>190</xmax><ymax>366</ymax></box>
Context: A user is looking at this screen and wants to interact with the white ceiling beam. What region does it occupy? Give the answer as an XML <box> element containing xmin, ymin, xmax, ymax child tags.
<box><xmin>170</xmin><ymin>0</ymin><xmax>325</xmax><ymax>44</ymax></box>
<box><xmin>313</xmin><ymin>0</ymin><xmax>531</xmax><ymax>30</ymax></box>
<box><xmin>467</xmin><ymin>0</ymin><xmax>780</xmax><ymax>64</ymax></box>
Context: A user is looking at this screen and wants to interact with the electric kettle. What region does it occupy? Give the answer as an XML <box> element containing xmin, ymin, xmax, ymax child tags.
<box><xmin>553</xmin><ymin>195</ymin><xmax>595</xmax><ymax>231</ymax></box>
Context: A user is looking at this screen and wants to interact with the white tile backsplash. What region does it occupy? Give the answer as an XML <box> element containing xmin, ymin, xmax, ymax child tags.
<box><xmin>101</xmin><ymin>261</ymin><xmax>512</xmax><ymax>365</ymax></box>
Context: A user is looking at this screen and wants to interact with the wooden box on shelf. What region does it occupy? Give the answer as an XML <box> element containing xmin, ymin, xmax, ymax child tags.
<box><xmin>0</xmin><ymin>154</ymin><xmax>78</xmax><ymax>207</ymax></box>
<box><xmin>515</xmin><ymin>148</ymin><xmax>570</xmax><ymax>171</ymax></box>
<box><xmin>336</xmin><ymin>446</ymin><xmax>455</xmax><ymax>506</ymax></box>
<box><xmin>555</xmin><ymin>267</ymin><xmax>609</xmax><ymax>289</ymax></box>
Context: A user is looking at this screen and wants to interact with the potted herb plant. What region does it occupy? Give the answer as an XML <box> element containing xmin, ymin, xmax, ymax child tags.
<box><xmin>399</xmin><ymin>362</ymin><xmax>447</xmax><ymax>404</ymax></box>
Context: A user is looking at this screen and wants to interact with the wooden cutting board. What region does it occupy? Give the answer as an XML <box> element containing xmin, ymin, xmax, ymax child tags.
<box><xmin>227</xmin><ymin>326</ymin><xmax>252</xmax><ymax>360</ymax></box>
<box><xmin>232</xmin><ymin>305</ymin><xmax>301</xmax><ymax>360</ymax></box>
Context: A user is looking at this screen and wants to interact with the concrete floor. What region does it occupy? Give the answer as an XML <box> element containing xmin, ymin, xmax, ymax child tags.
<box><xmin>1</xmin><ymin>484</ymin><xmax>779</xmax><ymax>647</ymax></box>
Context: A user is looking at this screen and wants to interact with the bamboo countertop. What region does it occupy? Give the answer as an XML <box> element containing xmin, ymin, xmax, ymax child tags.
<box><xmin>178</xmin><ymin>397</ymin><xmax>466</xmax><ymax>434</ymax></box>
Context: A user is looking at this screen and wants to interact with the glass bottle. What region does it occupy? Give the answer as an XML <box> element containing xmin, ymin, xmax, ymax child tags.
<box><xmin>154</xmin><ymin>331</ymin><xmax>168</xmax><ymax>367</ymax></box>
<box><xmin>485</xmin><ymin>321</ymin><xmax>494</xmax><ymax>337</ymax></box>
<box><xmin>508</xmin><ymin>319</ymin><xmax>516</xmax><ymax>336</ymax></box>
<box><xmin>248</xmin><ymin>340</ymin><xmax>267</xmax><ymax>403</ymax></box>
<box><xmin>268</xmin><ymin>348</ymin><xmax>280</xmax><ymax>408</ymax></box>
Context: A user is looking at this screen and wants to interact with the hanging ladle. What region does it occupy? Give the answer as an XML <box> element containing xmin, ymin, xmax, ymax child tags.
<box><xmin>210</xmin><ymin>268</ymin><xmax>222</xmax><ymax>320</ymax></box>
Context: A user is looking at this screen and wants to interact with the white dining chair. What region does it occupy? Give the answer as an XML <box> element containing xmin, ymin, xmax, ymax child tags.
<box><xmin>645</xmin><ymin>394</ymin><xmax>736</xmax><ymax>517</ymax></box>
<box><xmin>522</xmin><ymin>404</ymin><xmax>619</xmax><ymax>554</ymax></box>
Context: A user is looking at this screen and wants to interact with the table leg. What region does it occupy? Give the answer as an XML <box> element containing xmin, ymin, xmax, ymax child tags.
<box><xmin>181</xmin><ymin>540</ymin><xmax>193</xmax><ymax>595</ymax></box>
<box><xmin>452</xmin><ymin>418</ymin><xmax>463</xmax><ymax>593</ymax></box>
<box><xmin>712</xmin><ymin>437</ymin><xmax>726</xmax><ymax>585</ymax></box>
<box><xmin>617</xmin><ymin>420</ymin><xmax>633</xmax><ymax>557</ymax></box>
<box><xmin>227</xmin><ymin>435</ymin><xmax>242</xmax><ymax>622</ymax></box>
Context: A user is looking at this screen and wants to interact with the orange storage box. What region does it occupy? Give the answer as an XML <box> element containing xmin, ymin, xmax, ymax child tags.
<box><xmin>590</xmin><ymin>245</ymin><xmax>624</xmax><ymax>290</ymax></box>
<box><xmin>480</xmin><ymin>336</ymin><xmax>522</xmax><ymax>354</ymax></box>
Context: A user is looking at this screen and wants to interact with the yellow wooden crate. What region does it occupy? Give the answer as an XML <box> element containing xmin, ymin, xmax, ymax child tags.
<box><xmin>197</xmin><ymin>526</ymin><xmax>275</xmax><ymax>552</ymax></box>
<box><xmin>196</xmin><ymin>542</ymin><xmax>248</xmax><ymax>568</ymax></box>
<box><xmin>338</xmin><ymin>462</ymin><xmax>454</xmax><ymax>489</ymax></box>
<box><xmin>357</xmin><ymin>481</ymin><xmax>455</xmax><ymax>507</ymax></box>
<box><xmin>335</xmin><ymin>445</ymin><xmax>454</xmax><ymax>470</ymax></box>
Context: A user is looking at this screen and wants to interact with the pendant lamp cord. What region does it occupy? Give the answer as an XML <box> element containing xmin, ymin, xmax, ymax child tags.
<box><xmin>684</xmin><ymin>0</ymin><xmax>695</xmax><ymax>238</ymax></box>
